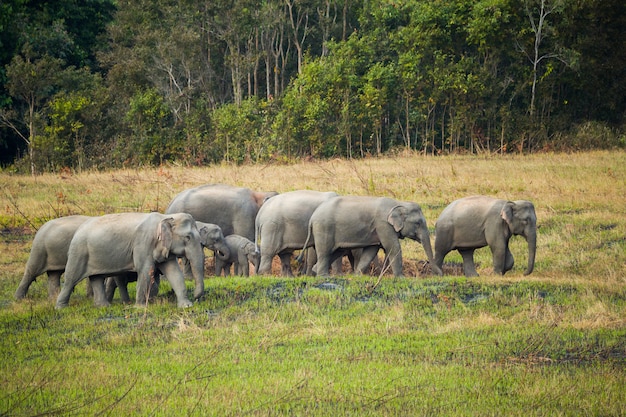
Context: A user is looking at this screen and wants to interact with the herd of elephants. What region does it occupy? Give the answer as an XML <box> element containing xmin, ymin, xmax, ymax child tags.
<box><xmin>13</xmin><ymin>184</ymin><xmax>537</xmax><ymax>309</ymax></box>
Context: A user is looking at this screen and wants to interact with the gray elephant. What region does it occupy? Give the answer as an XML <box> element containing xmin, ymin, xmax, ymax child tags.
<box><xmin>303</xmin><ymin>196</ymin><xmax>441</xmax><ymax>277</ymax></box>
<box><xmin>215</xmin><ymin>234</ymin><xmax>259</xmax><ymax>277</ymax></box>
<box><xmin>433</xmin><ymin>196</ymin><xmax>537</xmax><ymax>276</ymax></box>
<box><xmin>15</xmin><ymin>215</ymin><xmax>92</xmax><ymax>300</ymax></box>
<box><xmin>55</xmin><ymin>212</ymin><xmax>206</xmax><ymax>308</ymax></box>
<box><xmin>255</xmin><ymin>190</ymin><xmax>339</xmax><ymax>276</ymax></box>
<box><xmin>104</xmin><ymin>222</ymin><xmax>230</xmax><ymax>303</ymax></box>
<box><xmin>165</xmin><ymin>184</ymin><xmax>278</xmax><ymax>241</ymax></box>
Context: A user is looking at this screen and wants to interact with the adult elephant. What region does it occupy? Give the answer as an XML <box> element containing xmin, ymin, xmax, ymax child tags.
<box><xmin>105</xmin><ymin>221</ymin><xmax>230</xmax><ymax>303</ymax></box>
<box><xmin>433</xmin><ymin>196</ymin><xmax>537</xmax><ymax>277</ymax></box>
<box><xmin>165</xmin><ymin>184</ymin><xmax>278</xmax><ymax>241</ymax></box>
<box><xmin>255</xmin><ymin>190</ymin><xmax>339</xmax><ymax>276</ymax></box>
<box><xmin>15</xmin><ymin>215</ymin><xmax>92</xmax><ymax>300</ymax></box>
<box><xmin>55</xmin><ymin>212</ymin><xmax>205</xmax><ymax>309</ymax></box>
<box><xmin>303</xmin><ymin>196</ymin><xmax>441</xmax><ymax>277</ymax></box>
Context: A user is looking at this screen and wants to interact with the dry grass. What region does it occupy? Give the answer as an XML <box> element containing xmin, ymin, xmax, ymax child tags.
<box><xmin>2</xmin><ymin>150</ymin><xmax>625</xmax><ymax>282</ymax></box>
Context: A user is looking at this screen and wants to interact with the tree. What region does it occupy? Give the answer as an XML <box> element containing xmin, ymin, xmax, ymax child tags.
<box><xmin>3</xmin><ymin>55</ymin><xmax>63</xmax><ymax>175</ymax></box>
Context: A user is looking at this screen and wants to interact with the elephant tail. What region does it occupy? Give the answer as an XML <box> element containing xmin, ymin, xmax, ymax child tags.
<box><xmin>296</xmin><ymin>222</ymin><xmax>314</xmax><ymax>263</ymax></box>
<box><xmin>254</xmin><ymin>221</ymin><xmax>261</xmax><ymax>254</ymax></box>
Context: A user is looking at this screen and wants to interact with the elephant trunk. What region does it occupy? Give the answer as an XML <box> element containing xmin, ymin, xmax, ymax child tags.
<box><xmin>214</xmin><ymin>242</ymin><xmax>231</xmax><ymax>261</ymax></box>
<box><xmin>524</xmin><ymin>230</ymin><xmax>536</xmax><ymax>276</ymax></box>
<box><xmin>187</xmin><ymin>244</ymin><xmax>205</xmax><ymax>300</ymax></box>
<box><xmin>420</xmin><ymin>228</ymin><xmax>442</xmax><ymax>276</ymax></box>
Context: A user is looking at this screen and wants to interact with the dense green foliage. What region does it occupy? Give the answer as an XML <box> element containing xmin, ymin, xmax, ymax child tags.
<box><xmin>1</xmin><ymin>0</ymin><xmax>626</xmax><ymax>171</ymax></box>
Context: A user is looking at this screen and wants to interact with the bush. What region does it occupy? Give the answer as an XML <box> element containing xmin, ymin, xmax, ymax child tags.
<box><xmin>553</xmin><ymin>121</ymin><xmax>625</xmax><ymax>151</ymax></box>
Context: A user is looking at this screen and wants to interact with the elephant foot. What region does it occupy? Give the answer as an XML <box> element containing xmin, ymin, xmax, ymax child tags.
<box><xmin>177</xmin><ymin>299</ymin><xmax>194</xmax><ymax>308</ymax></box>
<box><xmin>430</xmin><ymin>263</ymin><xmax>444</xmax><ymax>276</ymax></box>
<box><xmin>94</xmin><ymin>301</ymin><xmax>111</xmax><ymax>308</ymax></box>
<box><xmin>55</xmin><ymin>302</ymin><xmax>68</xmax><ymax>309</ymax></box>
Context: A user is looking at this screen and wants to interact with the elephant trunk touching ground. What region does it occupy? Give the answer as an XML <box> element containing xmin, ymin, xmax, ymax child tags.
<box><xmin>186</xmin><ymin>241</ymin><xmax>206</xmax><ymax>301</ymax></box>
<box><xmin>524</xmin><ymin>229</ymin><xmax>536</xmax><ymax>276</ymax></box>
<box><xmin>417</xmin><ymin>226</ymin><xmax>441</xmax><ymax>276</ymax></box>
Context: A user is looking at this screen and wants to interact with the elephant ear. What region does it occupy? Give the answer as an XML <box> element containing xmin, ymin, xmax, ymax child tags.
<box><xmin>244</xmin><ymin>240</ymin><xmax>256</xmax><ymax>254</ymax></box>
<box><xmin>155</xmin><ymin>217</ymin><xmax>175</xmax><ymax>261</ymax></box>
<box><xmin>197</xmin><ymin>225</ymin><xmax>210</xmax><ymax>247</ymax></box>
<box><xmin>500</xmin><ymin>202</ymin><xmax>515</xmax><ymax>238</ymax></box>
<box><xmin>387</xmin><ymin>205</ymin><xmax>406</xmax><ymax>233</ymax></box>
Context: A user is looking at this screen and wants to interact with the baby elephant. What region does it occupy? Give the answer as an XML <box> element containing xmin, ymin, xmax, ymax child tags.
<box><xmin>215</xmin><ymin>235</ymin><xmax>259</xmax><ymax>277</ymax></box>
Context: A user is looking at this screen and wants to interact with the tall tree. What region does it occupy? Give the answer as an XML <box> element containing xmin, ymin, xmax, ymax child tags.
<box><xmin>3</xmin><ymin>55</ymin><xmax>63</xmax><ymax>174</ymax></box>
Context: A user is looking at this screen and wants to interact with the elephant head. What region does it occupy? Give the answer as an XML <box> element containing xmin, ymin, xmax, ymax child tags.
<box><xmin>242</xmin><ymin>239</ymin><xmax>260</xmax><ymax>274</ymax></box>
<box><xmin>387</xmin><ymin>203</ymin><xmax>442</xmax><ymax>275</ymax></box>
<box><xmin>197</xmin><ymin>222</ymin><xmax>231</xmax><ymax>260</ymax></box>
<box><xmin>155</xmin><ymin>214</ymin><xmax>206</xmax><ymax>300</ymax></box>
<box><xmin>501</xmin><ymin>200</ymin><xmax>537</xmax><ymax>275</ymax></box>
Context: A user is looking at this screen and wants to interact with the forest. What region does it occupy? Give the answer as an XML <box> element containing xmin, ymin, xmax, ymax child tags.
<box><xmin>1</xmin><ymin>0</ymin><xmax>625</xmax><ymax>173</ymax></box>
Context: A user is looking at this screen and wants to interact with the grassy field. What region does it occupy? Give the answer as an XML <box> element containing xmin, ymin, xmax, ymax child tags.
<box><xmin>1</xmin><ymin>151</ymin><xmax>625</xmax><ymax>416</ymax></box>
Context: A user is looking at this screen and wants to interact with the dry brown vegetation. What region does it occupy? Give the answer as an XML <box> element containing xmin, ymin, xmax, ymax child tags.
<box><xmin>2</xmin><ymin>150</ymin><xmax>625</xmax><ymax>282</ymax></box>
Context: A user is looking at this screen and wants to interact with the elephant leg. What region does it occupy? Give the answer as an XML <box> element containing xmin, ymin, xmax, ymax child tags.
<box><xmin>355</xmin><ymin>247</ymin><xmax>379</xmax><ymax>275</ymax></box>
<box><xmin>114</xmin><ymin>275</ymin><xmax>132</xmax><ymax>304</ymax></box>
<box><xmin>55</xmin><ymin>279</ymin><xmax>79</xmax><ymax>309</ymax></box>
<box><xmin>258</xmin><ymin>254</ymin><xmax>273</xmax><ymax>275</ymax></box>
<box><xmin>47</xmin><ymin>271</ymin><xmax>62</xmax><ymax>299</ymax></box>
<box><xmin>159</xmin><ymin>261</ymin><xmax>193</xmax><ymax>308</ymax></box>
<box><xmin>279</xmin><ymin>252</ymin><xmax>294</xmax><ymax>276</ymax></box>
<box><xmin>90</xmin><ymin>276</ymin><xmax>110</xmax><ymax>307</ymax></box>
<box><xmin>347</xmin><ymin>250</ymin><xmax>356</xmax><ymax>272</ymax></box>
<box><xmin>14</xmin><ymin>276</ymin><xmax>33</xmax><ymax>300</ymax></box>
<box><xmin>460</xmin><ymin>249</ymin><xmax>479</xmax><ymax>277</ymax></box>
<box><xmin>433</xmin><ymin>249</ymin><xmax>448</xmax><ymax>277</ymax></box>
<box><xmin>302</xmin><ymin>249</ymin><xmax>316</xmax><ymax>276</ymax></box>
<box><xmin>386</xmin><ymin>245</ymin><xmax>404</xmax><ymax>277</ymax></box>
<box><xmin>105</xmin><ymin>277</ymin><xmax>117</xmax><ymax>303</ymax></box>
<box><xmin>239</xmin><ymin>259</ymin><xmax>250</xmax><ymax>277</ymax></box>
<box><xmin>330</xmin><ymin>258</ymin><xmax>344</xmax><ymax>275</ymax></box>
<box><xmin>504</xmin><ymin>247</ymin><xmax>515</xmax><ymax>273</ymax></box>
<box><xmin>135</xmin><ymin>267</ymin><xmax>158</xmax><ymax>306</ymax></box>
<box><xmin>85</xmin><ymin>279</ymin><xmax>94</xmax><ymax>298</ymax></box>
<box><xmin>490</xmin><ymin>243</ymin><xmax>509</xmax><ymax>275</ymax></box>
<box><xmin>314</xmin><ymin>252</ymin><xmax>332</xmax><ymax>277</ymax></box>
<box><xmin>149</xmin><ymin>274</ymin><xmax>160</xmax><ymax>299</ymax></box>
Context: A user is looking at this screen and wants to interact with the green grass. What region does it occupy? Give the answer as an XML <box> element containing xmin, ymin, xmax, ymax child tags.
<box><xmin>2</xmin><ymin>277</ymin><xmax>624</xmax><ymax>415</ymax></box>
<box><xmin>1</xmin><ymin>151</ymin><xmax>625</xmax><ymax>415</ymax></box>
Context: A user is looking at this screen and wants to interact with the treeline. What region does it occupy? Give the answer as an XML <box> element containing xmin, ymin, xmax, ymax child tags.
<box><xmin>1</xmin><ymin>0</ymin><xmax>625</xmax><ymax>173</ymax></box>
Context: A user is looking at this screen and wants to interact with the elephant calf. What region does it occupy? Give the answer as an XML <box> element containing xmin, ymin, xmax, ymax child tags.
<box><xmin>433</xmin><ymin>195</ymin><xmax>537</xmax><ymax>276</ymax></box>
<box><xmin>215</xmin><ymin>234</ymin><xmax>259</xmax><ymax>277</ymax></box>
